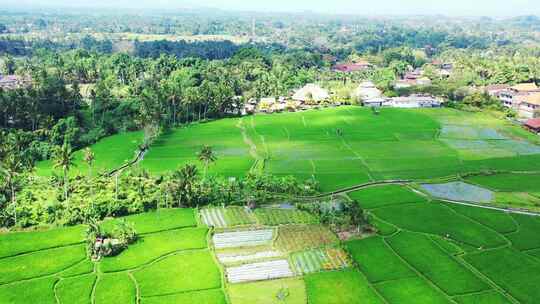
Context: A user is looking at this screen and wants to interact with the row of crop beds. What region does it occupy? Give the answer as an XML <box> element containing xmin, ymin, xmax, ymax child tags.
<box><xmin>200</xmin><ymin>206</ymin><xmax>319</xmax><ymax>228</ymax></box>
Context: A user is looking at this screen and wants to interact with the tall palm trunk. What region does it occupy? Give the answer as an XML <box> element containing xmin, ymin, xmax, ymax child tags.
<box><xmin>63</xmin><ymin>167</ymin><xmax>69</xmax><ymax>200</ymax></box>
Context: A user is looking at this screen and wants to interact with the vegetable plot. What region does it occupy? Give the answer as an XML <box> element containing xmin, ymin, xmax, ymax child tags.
<box><xmin>217</xmin><ymin>250</ymin><xmax>283</xmax><ymax>265</ymax></box>
<box><xmin>290</xmin><ymin>248</ymin><xmax>350</xmax><ymax>275</ymax></box>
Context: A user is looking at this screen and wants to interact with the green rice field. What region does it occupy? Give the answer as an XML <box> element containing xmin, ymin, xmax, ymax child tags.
<box><xmin>12</xmin><ymin>107</ymin><xmax>540</xmax><ymax>303</ymax></box>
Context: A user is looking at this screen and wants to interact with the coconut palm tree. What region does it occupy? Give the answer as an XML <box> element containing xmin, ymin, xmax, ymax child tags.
<box><xmin>53</xmin><ymin>143</ymin><xmax>75</xmax><ymax>200</ymax></box>
<box><xmin>198</xmin><ymin>145</ymin><xmax>217</xmax><ymax>179</ymax></box>
<box><xmin>83</xmin><ymin>147</ymin><xmax>95</xmax><ymax>178</ymax></box>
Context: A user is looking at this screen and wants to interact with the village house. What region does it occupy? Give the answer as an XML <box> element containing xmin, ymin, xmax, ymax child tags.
<box><xmin>516</xmin><ymin>92</ymin><xmax>540</xmax><ymax>119</ymax></box>
<box><xmin>499</xmin><ymin>82</ymin><xmax>540</xmax><ymax>110</ymax></box>
<box><xmin>332</xmin><ymin>60</ymin><xmax>372</xmax><ymax>73</ymax></box>
<box><xmin>292</xmin><ymin>84</ymin><xmax>330</xmax><ymax>104</ymax></box>
<box><xmin>388</xmin><ymin>95</ymin><xmax>442</xmax><ymax>108</ymax></box>
<box><xmin>394</xmin><ymin>69</ymin><xmax>432</xmax><ymax>88</ymax></box>
<box><xmin>484</xmin><ymin>84</ymin><xmax>510</xmax><ymax>97</ymax></box>
<box><xmin>354</xmin><ymin>81</ymin><xmax>382</xmax><ymax>101</ymax></box>
<box><xmin>362</xmin><ymin>94</ymin><xmax>442</xmax><ymax>108</ymax></box>
<box><xmin>524</xmin><ymin>118</ymin><xmax>540</xmax><ymax>134</ymax></box>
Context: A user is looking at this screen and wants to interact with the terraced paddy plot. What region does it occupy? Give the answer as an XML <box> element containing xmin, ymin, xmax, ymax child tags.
<box><xmin>275</xmin><ymin>225</ymin><xmax>338</xmax><ymax>252</ymax></box>
<box><xmin>454</xmin><ymin>290</ymin><xmax>513</xmax><ymax>304</ymax></box>
<box><xmin>0</xmin><ymin>225</ymin><xmax>85</xmax><ymax>258</ymax></box>
<box><xmin>506</xmin><ymin>214</ymin><xmax>540</xmax><ymax>251</ymax></box>
<box><xmin>228</xmin><ymin>277</ymin><xmax>307</xmax><ymax>304</ymax></box>
<box><xmin>348</xmin><ymin>184</ymin><xmax>428</xmax><ymax>209</ymax></box>
<box><xmin>0</xmin><ymin>276</ymin><xmax>58</xmax><ymax>304</ymax></box>
<box><xmin>305</xmin><ymin>269</ymin><xmax>384</xmax><ymax>304</ymax></box>
<box><xmin>464</xmin><ymin>247</ymin><xmax>540</xmax><ymax>304</ymax></box>
<box><xmin>290</xmin><ymin>248</ymin><xmax>350</xmax><ymax>275</ymax></box>
<box><xmin>36</xmin><ymin>131</ymin><xmax>143</xmax><ymax>176</ymax></box>
<box><xmin>217</xmin><ymin>250</ymin><xmax>283</xmax><ymax>265</ymax></box>
<box><xmin>0</xmin><ymin>244</ymin><xmax>86</xmax><ymax>284</ymax></box>
<box><xmin>56</xmin><ymin>274</ymin><xmax>96</xmax><ymax>304</ymax></box>
<box><xmin>421</xmin><ymin>182</ymin><xmax>494</xmax><ymax>203</ymax></box>
<box><xmin>372</xmin><ymin>202</ymin><xmax>508</xmax><ymax>248</ymax></box>
<box><xmin>346</xmin><ymin>237</ymin><xmax>415</xmax><ymax>283</ymax></box>
<box><xmin>134</xmin><ymin>250</ymin><xmax>221</xmax><ymax>296</ymax></box>
<box><xmin>375</xmin><ymin>277</ymin><xmax>452</xmax><ymax>304</ymax></box>
<box><xmin>102</xmin><ymin>208</ymin><xmax>196</xmax><ymax>234</ymax></box>
<box><xmin>226</xmin><ymin>259</ymin><xmax>294</xmax><ymax>283</ymax></box>
<box><xmin>99</xmin><ymin>227</ymin><xmax>208</xmax><ymax>272</ymax></box>
<box><xmin>141</xmin><ymin>289</ymin><xmax>227</xmax><ymax>304</ymax></box>
<box><xmin>446</xmin><ymin>203</ymin><xmax>517</xmax><ymax>234</ymax></box>
<box><xmin>387</xmin><ymin>232</ymin><xmax>489</xmax><ymax>295</ymax></box>
<box><xmin>94</xmin><ymin>273</ymin><xmax>136</xmax><ymax>304</ymax></box>
<box><xmin>60</xmin><ymin>259</ymin><xmax>95</xmax><ymax>277</ymax></box>
<box><xmin>213</xmin><ymin>229</ymin><xmax>274</xmax><ymax>249</ymax></box>
<box><xmin>140</xmin><ymin>118</ymin><xmax>253</xmax><ymax>176</ymax></box>
<box><xmin>254</xmin><ymin>208</ymin><xmax>318</xmax><ymax>226</ymax></box>
<box><xmin>465</xmin><ymin>173</ymin><xmax>540</xmax><ymax>193</ymax></box>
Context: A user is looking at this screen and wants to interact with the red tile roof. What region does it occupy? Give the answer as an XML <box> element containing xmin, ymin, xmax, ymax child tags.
<box><xmin>525</xmin><ymin>118</ymin><xmax>540</xmax><ymax>129</ymax></box>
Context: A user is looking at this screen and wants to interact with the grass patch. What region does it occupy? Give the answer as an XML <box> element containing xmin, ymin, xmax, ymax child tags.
<box><xmin>464</xmin><ymin>247</ymin><xmax>540</xmax><ymax>304</ymax></box>
<box><xmin>445</xmin><ymin>203</ymin><xmax>517</xmax><ymax>234</ymax></box>
<box><xmin>454</xmin><ymin>290</ymin><xmax>512</xmax><ymax>304</ymax></box>
<box><xmin>94</xmin><ymin>273</ymin><xmax>136</xmax><ymax>304</ymax></box>
<box><xmin>305</xmin><ymin>269</ymin><xmax>384</xmax><ymax>304</ymax></box>
<box><xmin>387</xmin><ymin>232</ymin><xmax>489</xmax><ymax>295</ymax></box>
<box><xmin>0</xmin><ymin>277</ymin><xmax>57</xmax><ymax>304</ymax></box>
<box><xmin>0</xmin><ymin>225</ymin><xmax>85</xmax><ymax>258</ymax></box>
<box><xmin>141</xmin><ymin>289</ymin><xmax>226</xmax><ymax>304</ymax></box>
<box><xmin>506</xmin><ymin>214</ymin><xmax>540</xmax><ymax>251</ymax></box>
<box><xmin>99</xmin><ymin>227</ymin><xmax>208</xmax><ymax>272</ymax></box>
<box><xmin>101</xmin><ymin>208</ymin><xmax>196</xmax><ymax>235</ymax></box>
<box><xmin>57</xmin><ymin>274</ymin><xmax>96</xmax><ymax>304</ymax></box>
<box><xmin>0</xmin><ymin>244</ymin><xmax>86</xmax><ymax>284</ymax></box>
<box><xmin>348</xmin><ymin>185</ymin><xmax>428</xmax><ymax>209</ymax></box>
<box><xmin>275</xmin><ymin>225</ymin><xmax>338</xmax><ymax>252</ymax></box>
<box><xmin>228</xmin><ymin>277</ymin><xmax>306</xmax><ymax>304</ymax></box>
<box><xmin>372</xmin><ymin>202</ymin><xmax>507</xmax><ymax>248</ymax></box>
<box><xmin>375</xmin><ymin>277</ymin><xmax>452</xmax><ymax>304</ymax></box>
<box><xmin>134</xmin><ymin>250</ymin><xmax>221</xmax><ymax>297</ymax></box>
<box><xmin>346</xmin><ymin>237</ymin><xmax>415</xmax><ymax>283</ymax></box>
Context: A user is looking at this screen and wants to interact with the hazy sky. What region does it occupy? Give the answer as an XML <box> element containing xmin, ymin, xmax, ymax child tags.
<box><xmin>4</xmin><ymin>0</ymin><xmax>540</xmax><ymax>16</ymax></box>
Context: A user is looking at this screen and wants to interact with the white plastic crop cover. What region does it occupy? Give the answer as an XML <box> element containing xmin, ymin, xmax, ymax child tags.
<box><xmin>218</xmin><ymin>250</ymin><xmax>282</xmax><ymax>264</ymax></box>
<box><xmin>226</xmin><ymin>259</ymin><xmax>294</xmax><ymax>283</ymax></box>
<box><xmin>213</xmin><ymin>229</ymin><xmax>274</xmax><ymax>249</ymax></box>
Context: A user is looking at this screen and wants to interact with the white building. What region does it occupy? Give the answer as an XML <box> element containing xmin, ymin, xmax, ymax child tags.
<box><xmin>292</xmin><ymin>84</ymin><xmax>330</xmax><ymax>103</ymax></box>
<box><xmin>354</xmin><ymin>81</ymin><xmax>382</xmax><ymax>101</ymax></box>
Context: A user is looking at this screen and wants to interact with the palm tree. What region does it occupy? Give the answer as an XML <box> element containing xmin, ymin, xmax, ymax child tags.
<box><xmin>83</xmin><ymin>147</ymin><xmax>95</xmax><ymax>178</ymax></box>
<box><xmin>53</xmin><ymin>143</ymin><xmax>75</xmax><ymax>200</ymax></box>
<box><xmin>197</xmin><ymin>145</ymin><xmax>217</xmax><ymax>179</ymax></box>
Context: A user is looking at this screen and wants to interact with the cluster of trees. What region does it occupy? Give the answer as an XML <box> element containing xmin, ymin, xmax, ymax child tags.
<box><xmin>0</xmin><ymin>165</ymin><xmax>319</xmax><ymax>228</ymax></box>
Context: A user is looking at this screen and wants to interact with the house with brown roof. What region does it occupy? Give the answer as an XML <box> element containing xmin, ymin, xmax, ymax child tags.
<box><xmin>517</xmin><ymin>92</ymin><xmax>540</xmax><ymax>119</ymax></box>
